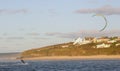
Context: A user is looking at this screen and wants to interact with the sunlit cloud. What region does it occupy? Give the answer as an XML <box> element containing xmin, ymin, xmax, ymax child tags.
<box><xmin>0</xmin><ymin>9</ymin><xmax>28</xmax><ymax>14</ymax></box>
<box><xmin>75</xmin><ymin>5</ymin><xmax>120</xmax><ymax>15</ymax></box>
<box><xmin>45</xmin><ymin>32</ymin><xmax>83</xmax><ymax>38</ymax></box>
<box><xmin>45</xmin><ymin>30</ymin><xmax>120</xmax><ymax>39</ymax></box>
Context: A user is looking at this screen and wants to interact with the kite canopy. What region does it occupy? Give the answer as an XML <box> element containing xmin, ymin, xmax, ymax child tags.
<box><xmin>93</xmin><ymin>14</ymin><xmax>108</xmax><ymax>32</ymax></box>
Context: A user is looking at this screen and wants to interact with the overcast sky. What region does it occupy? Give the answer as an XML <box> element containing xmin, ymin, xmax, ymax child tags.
<box><xmin>0</xmin><ymin>0</ymin><xmax>120</xmax><ymax>53</ymax></box>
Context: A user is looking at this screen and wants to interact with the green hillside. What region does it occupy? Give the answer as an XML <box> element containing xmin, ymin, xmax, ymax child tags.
<box><xmin>21</xmin><ymin>42</ymin><xmax>120</xmax><ymax>58</ymax></box>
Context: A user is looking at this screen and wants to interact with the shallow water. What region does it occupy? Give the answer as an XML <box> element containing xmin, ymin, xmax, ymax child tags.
<box><xmin>0</xmin><ymin>59</ymin><xmax>120</xmax><ymax>71</ymax></box>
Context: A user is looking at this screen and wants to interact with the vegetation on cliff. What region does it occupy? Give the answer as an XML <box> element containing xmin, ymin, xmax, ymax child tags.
<box><xmin>21</xmin><ymin>41</ymin><xmax>120</xmax><ymax>58</ymax></box>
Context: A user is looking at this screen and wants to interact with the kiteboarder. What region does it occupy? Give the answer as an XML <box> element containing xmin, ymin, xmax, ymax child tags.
<box><xmin>20</xmin><ymin>57</ymin><xmax>26</xmax><ymax>64</ymax></box>
<box><xmin>21</xmin><ymin>59</ymin><xmax>25</xmax><ymax>64</ymax></box>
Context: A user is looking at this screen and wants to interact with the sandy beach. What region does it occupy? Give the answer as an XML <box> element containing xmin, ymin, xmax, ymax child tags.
<box><xmin>22</xmin><ymin>55</ymin><xmax>120</xmax><ymax>60</ymax></box>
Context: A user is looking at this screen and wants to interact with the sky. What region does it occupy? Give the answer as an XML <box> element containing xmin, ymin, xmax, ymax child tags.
<box><xmin>0</xmin><ymin>0</ymin><xmax>120</xmax><ymax>53</ymax></box>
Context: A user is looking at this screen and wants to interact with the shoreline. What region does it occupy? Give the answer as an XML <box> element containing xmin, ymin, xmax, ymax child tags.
<box><xmin>22</xmin><ymin>55</ymin><xmax>120</xmax><ymax>60</ymax></box>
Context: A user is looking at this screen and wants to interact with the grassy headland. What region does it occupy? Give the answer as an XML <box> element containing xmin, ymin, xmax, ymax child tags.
<box><xmin>21</xmin><ymin>41</ymin><xmax>120</xmax><ymax>58</ymax></box>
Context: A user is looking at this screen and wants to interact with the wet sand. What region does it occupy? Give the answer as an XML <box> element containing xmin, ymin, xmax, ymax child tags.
<box><xmin>22</xmin><ymin>55</ymin><xmax>120</xmax><ymax>60</ymax></box>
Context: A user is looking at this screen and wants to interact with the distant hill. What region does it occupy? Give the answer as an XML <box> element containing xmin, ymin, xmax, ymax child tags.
<box><xmin>0</xmin><ymin>52</ymin><xmax>20</xmax><ymax>58</ymax></box>
<box><xmin>21</xmin><ymin>42</ymin><xmax>120</xmax><ymax>58</ymax></box>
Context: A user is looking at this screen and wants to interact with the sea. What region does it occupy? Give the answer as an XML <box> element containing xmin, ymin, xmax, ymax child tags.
<box><xmin>0</xmin><ymin>59</ymin><xmax>120</xmax><ymax>71</ymax></box>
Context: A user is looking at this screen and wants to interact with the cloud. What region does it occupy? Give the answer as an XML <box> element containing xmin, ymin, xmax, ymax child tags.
<box><xmin>27</xmin><ymin>33</ymin><xmax>40</xmax><ymax>36</ymax></box>
<box><xmin>45</xmin><ymin>32</ymin><xmax>85</xmax><ymax>38</ymax></box>
<box><xmin>45</xmin><ymin>32</ymin><xmax>63</xmax><ymax>36</ymax></box>
<box><xmin>45</xmin><ymin>30</ymin><xmax>120</xmax><ymax>39</ymax></box>
<box><xmin>75</xmin><ymin>5</ymin><xmax>120</xmax><ymax>15</ymax></box>
<box><xmin>32</xmin><ymin>37</ymin><xmax>50</xmax><ymax>40</ymax></box>
<box><xmin>0</xmin><ymin>9</ymin><xmax>28</xmax><ymax>14</ymax></box>
<box><xmin>6</xmin><ymin>37</ymin><xmax>24</xmax><ymax>40</ymax></box>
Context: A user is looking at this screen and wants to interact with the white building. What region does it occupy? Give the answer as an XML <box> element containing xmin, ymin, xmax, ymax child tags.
<box><xmin>73</xmin><ymin>37</ymin><xmax>83</xmax><ymax>45</ymax></box>
<box><xmin>116</xmin><ymin>43</ymin><xmax>120</xmax><ymax>46</ymax></box>
<box><xmin>107</xmin><ymin>40</ymin><xmax>116</xmax><ymax>43</ymax></box>
<box><xmin>97</xmin><ymin>38</ymin><xmax>110</xmax><ymax>43</ymax></box>
<box><xmin>73</xmin><ymin>37</ymin><xmax>92</xmax><ymax>45</ymax></box>
<box><xmin>96</xmin><ymin>43</ymin><xmax>110</xmax><ymax>48</ymax></box>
